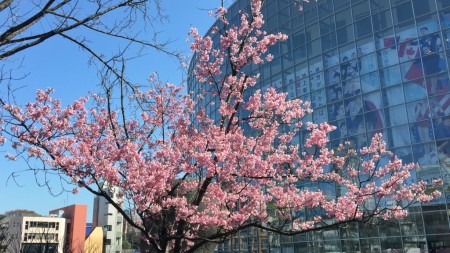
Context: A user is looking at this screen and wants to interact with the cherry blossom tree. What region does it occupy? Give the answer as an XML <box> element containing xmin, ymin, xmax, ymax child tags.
<box><xmin>0</xmin><ymin>1</ymin><xmax>441</xmax><ymax>253</ymax></box>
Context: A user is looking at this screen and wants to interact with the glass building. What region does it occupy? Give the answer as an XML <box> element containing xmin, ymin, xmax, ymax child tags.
<box><xmin>188</xmin><ymin>0</ymin><xmax>450</xmax><ymax>252</ymax></box>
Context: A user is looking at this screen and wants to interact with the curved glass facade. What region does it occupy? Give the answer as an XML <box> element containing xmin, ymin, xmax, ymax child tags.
<box><xmin>188</xmin><ymin>0</ymin><xmax>450</xmax><ymax>252</ymax></box>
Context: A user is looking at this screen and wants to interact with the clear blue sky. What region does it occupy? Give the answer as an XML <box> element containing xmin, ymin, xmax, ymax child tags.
<box><xmin>0</xmin><ymin>0</ymin><xmax>229</xmax><ymax>221</ymax></box>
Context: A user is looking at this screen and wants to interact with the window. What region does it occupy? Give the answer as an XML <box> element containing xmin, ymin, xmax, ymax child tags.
<box><xmin>104</xmin><ymin>225</ymin><xmax>112</xmax><ymax>231</ymax></box>
<box><xmin>393</xmin><ymin>2</ymin><xmax>414</xmax><ymax>24</ymax></box>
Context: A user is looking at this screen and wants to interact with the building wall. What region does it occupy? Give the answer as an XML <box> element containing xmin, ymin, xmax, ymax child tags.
<box><xmin>85</xmin><ymin>227</ymin><xmax>104</xmax><ymax>253</ymax></box>
<box><xmin>188</xmin><ymin>0</ymin><xmax>450</xmax><ymax>252</ymax></box>
<box><xmin>93</xmin><ymin>187</ymin><xmax>124</xmax><ymax>253</ymax></box>
<box><xmin>49</xmin><ymin>204</ymin><xmax>88</xmax><ymax>253</ymax></box>
<box><xmin>5</xmin><ymin>216</ymin><xmax>66</xmax><ymax>253</ymax></box>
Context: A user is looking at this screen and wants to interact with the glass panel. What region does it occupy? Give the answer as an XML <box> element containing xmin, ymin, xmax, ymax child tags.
<box><xmin>430</xmin><ymin>95</ymin><xmax>450</xmax><ymax>119</ymax></box>
<box><xmin>345</xmin><ymin>96</ymin><xmax>363</xmax><ymax>117</ymax></box>
<box><xmin>353</xmin><ymin>1</ymin><xmax>370</xmax><ymax>21</ymax></box>
<box><xmin>291</xmin><ymin>14</ymin><xmax>304</xmax><ymax>32</ymax></box>
<box><xmin>441</xmin><ymin>9</ymin><xmax>450</xmax><ymax>30</ymax></box>
<box><xmin>326</xmin><ymin>83</ymin><xmax>343</xmax><ymax>103</ymax></box>
<box><xmin>282</xmin><ymin>52</ymin><xmax>294</xmax><ymax>70</ymax></box>
<box><xmin>426</xmin><ymin>72</ymin><xmax>450</xmax><ymax>97</ymax></box>
<box><xmin>423</xmin><ymin>211</ymin><xmax>450</xmax><ymax>234</ymax></box>
<box><xmin>306</xmin><ymin>39</ymin><xmax>321</xmax><ymax>57</ymax></box>
<box><xmin>293</xmin><ymin>46</ymin><xmax>307</xmax><ymax>63</ymax></box>
<box><xmin>292</xmin><ymin>30</ymin><xmax>306</xmax><ymax>47</ymax></box>
<box><xmin>403</xmin><ymin>80</ymin><xmax>427</xmax><ymax>102</ymax></box>
<box><xmin>343</xmin><ymin>77</ymin><xmax>361</xmax><ymax>98</ymax></box>
<box><xmin>392</xmin><ymin>146</ymin><xmax>413</xmax><ymax>164</ymax></box>
<box><xmin>413</xmin><ymin>0</ymin><xmax>436</xmax><ymax>17</ymax></box>
<box><xmin>413</xmin><ymin>142</ymin><xmax>439</xmax><ymax>165</ymax></box>
<box><xmin>403</xmin><ymin>236</ymin><xmax>427</xmax><ymax>253</ymax></box>
<box><xmin>407</xmin><ymin>101</ymin><xmax>434</xmax><ymax>143</ymax></box>
<box><xmin>340</xmin><ymin>222</ymin><xmax>358</xmax><ymax>238</ymax></box>
<box><xmin>378</xmin><ymin>47</ymin><xmax>399</xmax><ymax>68</ymax></box>
<box><xmin>369</xmin><ymin>0</ymin><xmax>391</xmax><ymax>13</ymax></box>
<box><xmin>359</xmin><ymin>222</ymin><xmax>379</xmax><ymax>238</ymax></box>
<box><xmin>375</xmin><ymin>28</ymin><xmax>396</xmax><ymax>50</ymax></box>
<box><xmin>339</xmin><ymin>52</ymin><xmax>360</xmax><ymax>81</ymax></box>
<box><xmin>380</xmin><ymin>65</ymin><xmax>402</xmax><ymax>87</ymax></box>
<box><xmin>346</xmin><ymin>114</ymin><xmax>365</xmax><ymax>134</ymax></box>
<box><xmin>360</xmin><ymin>238</ymin><xmax>381</xmax><ymax>252</ymax></box>
<box><xmin>365</xmin><ymin>109</ymin><xmax>384</xmax><ymax>133</ymax></box>
<box><xmin>361</xmin><ymin>71</ymin><xmax>379</xmax><ymax>93</ymax></box>
<box><xmin>379</xmin><ymin>220</ymin><xmax>401</xmax><ymax>237</ymax></box>
<box><xmin>329</xmin><ymin>102</ymin><xmax>346</xmax><ymax>121</ymax></box>
<box><xmin>372</xmin><ymin>10</ymin><xmax>392</xmax><ymax>31</ymax></box>
<box><xmin>400</xmin><ymin>213</ymin><xmax>425</xmax><ymax>236</ymax></box>
<box><xmin>311</xmin><ymin>88</ymin><xmax>326</xmax><ymax>108</ymax></box>
<box><xmin>388</xmin><ymin>125</ymin><xmax>411</xmax><ymax>147</ymax></box>
<box><xmin>271</xmin><ymin>57</ymin><xmax>282</xmax><ymax>75</ymax></box>
<box><xmin>385</xmin><ymin>105</ymin><xmax>408</xmax><ymax>127</ymax></box>
<box><xmin>323</xmin><ymin>49</ymin><xmax>340</xmax><ymax>69</ymax></box>
<box><xmin>434</xmin><ymin>117</ymin><xmax>450</xmax><ymax>140</ymax></box>
<box><xmin>341</xmin><ymin>239</ymin><xmax>360</xmax><ymax>252</ymax></box>
<box><xmin>355</xmin><ymin>17</ymin><xmax>372</xmax><ymax>38</ymax></box>
<box><xmin>401</xmin><ymin>60</ymin><xmax>424</xmax><ymax>83</ymax></box>
<box><xmin>382</xmin><ymin>85</ymin><xmax>404</xmax><ymax>107</ymax></box>
<box><xmin>426</xmin><ymin>234</ymin><xmax>450</xmax><ymax>253</ymax></box>
<box><xmin>337</xmin><ymin>25</ymin><xmax>354</xmax><ymax>45</ymax></box>
<box><xmin>321</xmin><ymin>32</ymin><xmax>337</xmax><ymax>51</ymax></box>
<box><xmin>318</xmin><ymin>0</ymin><xmax>333</xmax><ymax>17</ymax></box>
<box><xmin>363</xmin><ymin>91</ymin><xmax>381</xmax><ymax>111</ymax></box>
<box><xmin>359</xmin><ymin>53</ymin><xmax>377</xmax><ymax>75</ymax></box>
<box><xmin>357</xmin><ymin>36</ymin><xmax>376</xmax><ymax>55</ymax></box>
<box><xmin>334</xmin><ymin>0</ymin><xmax>351</xmax><ymax>12</ymax></box>
<box><xmin>330</xmin><ymin>119</ymin><xmax>347</xmax><ymax>140</ymax></box>
<box><xmin>295</xmin><ymin>62</ymin><xmax>309</xmax><ymax>95</ymax></box>
<box><xmin>392</xmin><ymin>2</ymin><xmax>414</xmax><ymax>24</ymax></box>
<box><xmin>304</xmin><ymin>8</ymin><xmax>318</xmax><ymax>26</ymax></box>
<box><xmin>306</xmin><ymin>23</ymin><xmax>320</xmax><ymax>42</ymax></box>
<box><xmin>309</xmin><ymin>58</ymin><xmax>324</xmax><ymax>90</ymax></box>
<box><xmin>320</xmin><ymin>16</ymin><xmax>335</xmax><ymax>35</ymax></box>
<box><xmin>267</xmin><ymin>14</ymin><xmax>278</xmax><ymax>32</ymax></box>
<box><xmin>313</xmin><ymin>106</ymin><xmax>328</xmax><ymax>123</ymax></box>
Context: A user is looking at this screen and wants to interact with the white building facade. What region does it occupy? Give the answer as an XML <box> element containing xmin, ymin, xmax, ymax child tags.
<box><xmin>4</xmin><ymin>215</ymin><xmax>66</xmax><ymax>253</ymax></box>
<box><xmin>93</xmin><ymin>187</ymin><xmax>124</xmax><ymax>253</ymax></box>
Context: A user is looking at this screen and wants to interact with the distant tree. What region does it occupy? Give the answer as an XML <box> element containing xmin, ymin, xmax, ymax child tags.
<box><xmin>0</xmin><ymin>1</ymin><xmax>442</xmax><ymax>253</ymax></box>
<box><xmin>122</xmin><ymin>238</ymin><xmax>132</xmax><ymax>250</ymax></box>
<box><xmin>4</xmin><ymin>209</ymin><xmax>41</xmax><ymax>217</ymax></box>
<box><xmin>0</xmin><ymin>214</ymin><xmax>11</xmax><ymax>253</ymax></box>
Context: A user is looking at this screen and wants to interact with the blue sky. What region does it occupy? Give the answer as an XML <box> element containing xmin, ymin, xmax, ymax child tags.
<box><xmin>0</xmin><ymin>0</ymin><xmax>228</xmax><ymax>221</ymax></box>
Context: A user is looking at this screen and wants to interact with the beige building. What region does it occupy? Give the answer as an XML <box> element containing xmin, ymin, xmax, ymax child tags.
<box><xmin>4</xmin><ymin>215</ymin><xmax>66</xmax><ymax>253</ymax></box>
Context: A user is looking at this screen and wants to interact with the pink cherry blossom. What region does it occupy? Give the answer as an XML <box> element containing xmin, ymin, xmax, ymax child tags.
<box><xmin>0</xmin><ymin>1</ymin><xmax>439</xmax><ymax>252</ymax></box>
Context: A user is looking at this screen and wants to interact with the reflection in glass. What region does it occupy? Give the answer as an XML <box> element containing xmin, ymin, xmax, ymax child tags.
<box><xmin>426</xmin><ymin>72</ymin><xmax>450</xmax><ymax>96</ymax></box>
<box><xmin>400</xmin><ymin>213</ymin><xmax>425</xmax><ymax>235</ymax></box>
<box><xmin>341</xmin><ymin>239</ymin><xmax>360</xmax><ymax>253</ymax></box>
<box><xmin>385</xmin><ymin>105</ymin><xmax>408</xmax><ymax>127</ymax></box>
<box><xmin>363</xmin><ymin>91</ymin><xmax>382</xmax><ymax>111</ymax></box>
<box><xmin>434</xmin><ymin>117</ymin><xmax>450</xmax><ymax>140</ymax></box>
<box><xmin>404</xmin><ymin>80</ymin><xmax>427</xmax><ymax>101</ymax></box>
<box><xmin>423</xmin><ymin>211</ymin><xmax>450</xmax><ymax>233</ymax></box>
<box><xmin>388</xmin><ymin>125</ymin><xmax>411</xmax><ymax>147</ymax></box>
<box><xmin>360</xmin><ymin>238</ymin><xmax>381</xmax><ymax>252</ymax></box>
<box><xmin>402</xmin><ymin>236</ymin><xmax>427</xmax><ymax>253</ymax></box>
<box><xmin>382</xmin><ymin>85</ymin><xmax>404</xmax><ymax>106</ymax></box>
<box><xmin>413</xmin><ymin>142</ymin><xmax>439</xmax><ymax>165</ymax></box>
